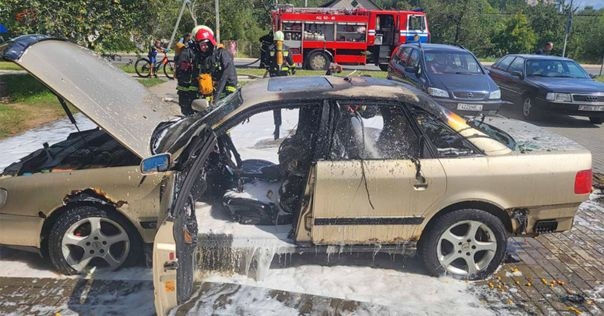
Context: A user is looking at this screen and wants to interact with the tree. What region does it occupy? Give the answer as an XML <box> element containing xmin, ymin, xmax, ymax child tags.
<box><xmin>492</xmin><ymin>12</ymin><xmax>537</xmax><ymax>54</ymax></box>
<box><xmin>1</xmin><ymin>0</ymin><xmax>165</xmax><ymax>52</ymax></box>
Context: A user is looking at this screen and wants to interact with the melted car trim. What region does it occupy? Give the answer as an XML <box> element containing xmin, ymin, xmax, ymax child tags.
<box><xmin>314</xmin><ymin>217</ymin><xmax>424</xmax><ymax>225</ymax></box>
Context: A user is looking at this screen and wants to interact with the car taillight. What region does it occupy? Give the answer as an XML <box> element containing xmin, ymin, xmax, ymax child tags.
<box><xmin>574</xmin><ymin>169</ymin><xmax>592</xmax><ymax>194</ymax></box>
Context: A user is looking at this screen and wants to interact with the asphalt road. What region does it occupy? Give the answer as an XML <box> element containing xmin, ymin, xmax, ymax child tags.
<box><xmin>108</xmin><ymin>54</ymin><xmax>604</xmax><ymax>75</ymax></box>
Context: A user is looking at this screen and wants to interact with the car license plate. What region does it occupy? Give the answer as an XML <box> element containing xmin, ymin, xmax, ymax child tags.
<box><xmin>457</xmin><ymin>103</ymin><xmax>483</xmax><ymax>111</ymax></box>
<box><xmin>578</xmin><ymin>105</ymin><xmax>604</xmax><ymax>111</ymax></box>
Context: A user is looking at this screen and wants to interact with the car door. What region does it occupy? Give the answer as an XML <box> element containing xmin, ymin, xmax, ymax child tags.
<box><xmin>505</xmin><ymin>57</ymin><xmax>527</xmax><ymax>103</ymax></box>
<box><xmin>389</xmin><ymin>46</ymin><xmax>412</xmax><ymax>82</ymax></box>
<box><xmin>403</xmin><ymin>48</ymin><xmax>423</xmax><ymax>88</ymax></box>
<box><xmin>151</xmin><ymin>125</ymin><xmax>217</xmax><ymax>315</ymax></box>
<box><xmin>488</xmin><ymin>56</ymin><xmax>516</xmax><ymax>101</ymax></box>
<box><xmin>309</xmin><ymin>101</ymin><xmax>446</xmax><ymax>244</ymax></box>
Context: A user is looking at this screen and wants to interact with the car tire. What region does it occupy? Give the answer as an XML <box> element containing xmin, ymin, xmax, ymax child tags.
<box><xmin>379</xmin><ymin>64</ymin><xmax>389</xmax><ymax>71</ymax></box>
<box><xmin>307</xmin><ymin>51</ymin><xmax>330</xmax><ymax>71</ymax></box>
<box><xmin>418</xmin><ymin>208</ymin><xmax>507</xmax><ymax>280</ymax></box>
<box><xmin>522</xmin><ymin>96</ymin><xmax>542</xmax><ymax>121</ymax></box>
<box><xmin>589</xmin><ymin>117</ymin><xmax>603</xmax><ymax>124</ymax></box>
<box><xmin>47</xmin><ymin>205</ymin><xmax>142</xmax><ymax>275</ymax></box>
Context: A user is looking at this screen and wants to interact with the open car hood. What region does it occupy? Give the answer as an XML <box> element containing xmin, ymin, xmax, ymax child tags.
<box><xmin>0</xmin><ymin>35</ymin><xmax>176</xmax><ymax>158</ymax></box>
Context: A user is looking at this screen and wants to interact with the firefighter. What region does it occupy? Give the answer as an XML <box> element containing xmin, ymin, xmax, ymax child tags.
<box><xmin>267</xmin><ymin>31</ymin><xmax>296</xmax><ymax>77</ymax></box>
<box><xmin>266</xmin><ymin>30</ymin><xmax>296</xmax><ymax>139</ymax></box>
<box><xmin>195</xmin><ymin>27</ymin><xmax>238</xmax><ymax>105</ymax></box>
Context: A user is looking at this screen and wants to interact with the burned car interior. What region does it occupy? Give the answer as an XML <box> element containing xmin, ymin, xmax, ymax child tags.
<box><xmin>192</xmin><ymin>99</ymin><xmax>485</xmax><ymax>227</ymax></box>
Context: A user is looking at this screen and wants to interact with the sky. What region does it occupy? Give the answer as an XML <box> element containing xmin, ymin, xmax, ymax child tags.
<box><xmin>576</xmin><ymin>0</ymin><xmax>604</xmax><ymax>9</ymax></box>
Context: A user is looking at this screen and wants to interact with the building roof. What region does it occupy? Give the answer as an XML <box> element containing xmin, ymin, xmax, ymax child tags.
<box><xmin>321</xmin><ymin>0</ymin><xmax>382</xmax><ymax>10</ymax></box>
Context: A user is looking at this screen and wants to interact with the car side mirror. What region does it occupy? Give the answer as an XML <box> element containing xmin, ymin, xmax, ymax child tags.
<box><xmin>191</xmin><ymin>98</ymin><xmax>210</xmax><ymax>113</ymax></box>
<box><xmin>589</xmin><ymin>73</ymin><xmax>597</xmax><ymax>79</ymax></box>
<box><xmin>140</xmin><ymin>153</ymin><xmax>171</xmax><ymax>174</ymax></box>
<box><xmin>511</xmin><ymin>71</ymin><xmax>524</xmax><ymax>79</ymax></box>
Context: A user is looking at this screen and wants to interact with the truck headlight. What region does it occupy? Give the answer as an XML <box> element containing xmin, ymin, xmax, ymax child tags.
<box><xmin>489</xmin><ymin>89</ymin><xmax>501</xmax><ymax>99</ymax></box>
<box><xmin>0</xmin><ymin>189</ymin><xmax>7</xmax><ymax>208</ymax></box>
<box><xmin>427</xmin><ymin>87</ymin><xmax>449</xmax><ymax>98</ymax></box>
<box><xmin>546</xmin><ymin>92</ymin><xmax>571</xmax><ymax>102</ymax></box>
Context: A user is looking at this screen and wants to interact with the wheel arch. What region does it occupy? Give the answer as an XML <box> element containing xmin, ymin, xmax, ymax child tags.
<box><xmin>39</xmin><ymin>189</ymin><xmax>144</xmax><ymax>259</ymax></box>
<box><xmin>418</xmin><ymin>200</ymin><xmax>513</xmax><ymax>247</ymax></box>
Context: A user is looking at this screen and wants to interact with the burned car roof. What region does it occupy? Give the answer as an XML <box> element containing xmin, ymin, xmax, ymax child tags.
<box><xmin>0</xmin><ymin>35</ymin><xmax>176</xmax><ymax>158</ymax></box>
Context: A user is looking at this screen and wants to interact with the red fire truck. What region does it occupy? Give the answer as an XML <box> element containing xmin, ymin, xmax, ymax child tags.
<box><xmin>271</xmin><ymin>5</ymin><xmax>429</xmax><ymax>71</ymax></box>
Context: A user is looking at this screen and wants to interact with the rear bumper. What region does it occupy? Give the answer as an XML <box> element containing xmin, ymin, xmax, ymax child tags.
<box><xmin>510</xmin><ymin>202</ymin><xmax>582</xmax><ymax>236</ymax></box>
<box><xmin>433</xmin><ymin>98</ymin><xmax>503</xmax><ymax>116</ymax></box>
<box><xmin>535</xmin><ymin>98</ymin><xmax>604</xmax><ymax>118</ymax></box>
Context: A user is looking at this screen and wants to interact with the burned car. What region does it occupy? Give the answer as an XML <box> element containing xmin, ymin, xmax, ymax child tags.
<box><xmin>143</xmin><ymin>76</ymin><xmax>592</xmax><ymax>312</ymax></box>
<box><xmin>0</xmin><ymin>35</ymin><xmax>178</xmax><ymax>274</ymax></box>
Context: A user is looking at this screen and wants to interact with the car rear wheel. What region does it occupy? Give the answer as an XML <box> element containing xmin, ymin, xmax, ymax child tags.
<box><xmin>522</xmin><ymin>96</ymin><xmax>542</xmax><ymax>121</ymax></box>
<box><xmin>307</xmin><ymin>51</ymin><xmax>329</xmax><ymax>71</ymax></box>
<box><xmin>47</xmin><ymin>205</ymin><xmax>142</xmax><ymax>275</ymax></box>
<box><xmin>589</xmin><ymin>117</ymin><xmax>603</xmax><ymax>124</ymax></box>
<box><xmin>418</xmin><ymin>209</ymin><xmax>507</xmax><ymax>280</ymax></box>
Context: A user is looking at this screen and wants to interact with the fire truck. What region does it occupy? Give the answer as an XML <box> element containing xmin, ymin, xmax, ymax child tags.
<box><xmin>271</xmin><ymin>5</ymin><xmax>429</xmax><ymax>71</ymax></box>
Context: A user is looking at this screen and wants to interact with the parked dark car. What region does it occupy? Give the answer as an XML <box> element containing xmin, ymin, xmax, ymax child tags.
<box><xmin>387</xmin><ymin>43</ymin><xmax>502</xmax><ymax>116</ymax></box>
<box><xmin>488</xmin><ymin>54</ymin><xmax>604</xmax><ymax>124</ymax></box>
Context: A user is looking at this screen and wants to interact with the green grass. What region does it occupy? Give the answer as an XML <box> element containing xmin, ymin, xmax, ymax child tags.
<box><xmin>3</xmin><ymin>74</ymin><xmax>57</xmax><ymax>104</ymax></box>
<box><xmin>596</xmin><ymin>76</ymin><xmax>604</xmax><ymax>83</ymax></box>
<box><xmin>137</xmin><ymin>77</ymin><xmax>167</xmax><ymax>87</ymax></box>
<box><xmin>0</xmin><ymin>105</ymin><xmax>27</xmax><ymax>138</ymax></box>
<box><xmin>0</xmin><ymin>61</ymin><xmax>23</xmax><ymax>71</ymax></box>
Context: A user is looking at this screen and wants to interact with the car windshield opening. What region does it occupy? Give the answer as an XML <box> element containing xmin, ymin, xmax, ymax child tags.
<box><xmin>525</xmin><ymin>59</ymin><xmax>590</xmax><ymax>79</ymax></box>
<box><xmin>424</xmin><ymin>51</ymin><xmax>482</xmax><ymax>75</ymax></box>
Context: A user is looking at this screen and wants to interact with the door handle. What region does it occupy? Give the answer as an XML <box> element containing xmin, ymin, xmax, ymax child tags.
<box><xmin>413</xmin><ymin>182</ymin><xmax>428</xmax><ymax>190</ymax></box>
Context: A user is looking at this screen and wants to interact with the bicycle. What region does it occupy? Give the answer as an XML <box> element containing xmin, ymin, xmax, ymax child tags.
<box><xmin>134</xmin><ymin>50</ymin><xmax>175</xmax><ymax>79</ymax></box>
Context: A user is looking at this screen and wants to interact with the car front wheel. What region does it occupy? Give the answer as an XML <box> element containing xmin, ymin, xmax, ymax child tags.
<box><xmin>47</xmin><ymin>205</ymin><xmax>142</xmax><ymax>275</ymax></box>
<box><xmin>419</xmin><ymin>209</ymin><xmax>507</xmax><ymax>280</ymax></box>
<box><xmin>522</xmin><ymin>96</ymin><xmax>542</xmax><ymax>121</ymax></box>
<box><xmin>589</xmin><ymin>117</ymin><xmax>603</xmax><ymax>124</ymax></box>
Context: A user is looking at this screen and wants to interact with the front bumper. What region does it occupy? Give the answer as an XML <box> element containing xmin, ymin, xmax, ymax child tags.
<box><xmin>535</xmin><ymin>98</ymin><xmax>604</xmax><ymax>118</ymax></box>
<box><xmin>433</xmin><ymin>98</ymin><xmax>503</xmax><ymax>116</ymax></box>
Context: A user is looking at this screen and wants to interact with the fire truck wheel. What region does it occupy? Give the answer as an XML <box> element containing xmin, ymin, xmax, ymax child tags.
<box><xmin>307</xmin><ymin>51</ymin><xmax>330</xmax><ymax>71</ymax></box>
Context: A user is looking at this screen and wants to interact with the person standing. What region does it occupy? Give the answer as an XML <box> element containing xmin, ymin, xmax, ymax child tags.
<box><xmin>174</xmin><ymin>35</ymin><xmax>199</xmax><ymax>115</ymax></box>
<box><xmin>267</xmin><ymin>31</ymin><xmax>296</xmax><ymax>77</ymax></box>
<box><xmin>195</xmin><ymin>27</ymin><xmax>238</xmax><ymax>104</ymax></box>
<box><xmin>148</xmin><ymin>39</ymin><xmax>163</xmax><ymax>78</ymax></box>
<box><xmin>535</xmin><ymin>42</ymin><xmax>553</xmax><ymax>55</ymax></box>
<box><xmin>266</xmin><ymin>30</ymin><xmax>296</xmax><ymax>139</ymax></box>
<box><xmin>174</xmin><ymin>32</ymin><xmax>192</xmax><ymax>57</ymax></box>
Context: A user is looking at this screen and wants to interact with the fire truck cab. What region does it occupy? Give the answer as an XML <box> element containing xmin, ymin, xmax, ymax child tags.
<box><xmin>271</xmin><ymin>5</ymin><xmax>429</xmax><ymax>71</ymax></box>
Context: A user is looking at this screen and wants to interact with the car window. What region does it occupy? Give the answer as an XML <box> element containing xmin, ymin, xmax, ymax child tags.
<box><xmin>409</xmin><ymin>48</ymin><xmax>420</xmax><ymax>68</ymax></box>
<box><xmin>527</xmin><ymin>59</ymin><xmax>590</xmax><ymax>78</ymax></box>
<box><xmin>507</xmin><ymin>57</ymin><xmax>525</xmax><ymax>74</ymax></box>
<box><xmin>493</xmin><ymin>56</ymin><xmax>515</xmax><ymax>71</ymax></box>
<box><xmin>409</xmin><ymin>106</ymin><xmax>477</xmax><ymax>158</ymax></box>
<box><xmin>397</xmin><ymin>47</ymin><xmax>412</xmax><ymax>67</ymax></box>
<box><xmin>329</xmin><ymin>102</ymin><xmax>421</xmax><ymax>160</ymax></box>
<box><xmin>424</xmin><ymin>51</ymin><xmax>482</xmax><ymax>75</ymax></box>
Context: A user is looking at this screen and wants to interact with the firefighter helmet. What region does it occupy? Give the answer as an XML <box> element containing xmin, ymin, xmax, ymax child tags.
<box><xmin>194</xmin><ymin>26</ymin><xmax>217</xmax><ymax>46</ymax></box>
<box><xmin>274</xmin><ymin>30</ymin><xmax>285</xmax><ymax>41</ymax></box>
<box><xmin>192</xmin><ymin>25</ymin><xmax>214</xmax><ymax>37</ymax></box>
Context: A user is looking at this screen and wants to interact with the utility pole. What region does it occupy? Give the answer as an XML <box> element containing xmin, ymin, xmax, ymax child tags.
<box><xmin>168</xmin><ymin>0</ymin><xmax>190</xmax><ymax>51</ymax></box>
<box><xmin>215</xmin><ymin>0</ymin><xmax>220</xmax><ymax>43</ymax></box>
<box><xmin>562</xmin><ymin>0</ymin><xmax>574</xmax><ymax>58</ymax></box>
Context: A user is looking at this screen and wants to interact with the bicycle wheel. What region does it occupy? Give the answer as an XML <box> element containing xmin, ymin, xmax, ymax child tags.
<box><xmin>163</xmin><ymin>59</ymin><xmax>175</xmax><ymax>79</ymax></box>
<box><xmin>135</xmin><ymin>58</ymin><xmax>151</xmax><ymax>78</ymax></box>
